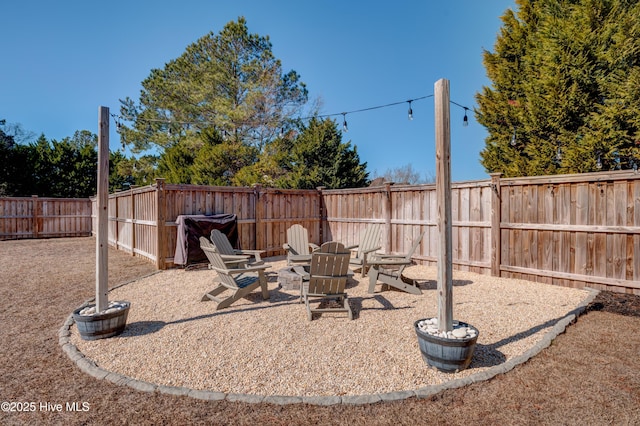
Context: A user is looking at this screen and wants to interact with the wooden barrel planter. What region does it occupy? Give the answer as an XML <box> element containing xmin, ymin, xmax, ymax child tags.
<box><xmin>73</xmin><ymin>301</ymin><xmax>131</xmax><ymax>341</ymax></box>
<box><xmin>414</xmin><ymin>320</ymin><xmax>479</xmax><ymax>372</ymax></box>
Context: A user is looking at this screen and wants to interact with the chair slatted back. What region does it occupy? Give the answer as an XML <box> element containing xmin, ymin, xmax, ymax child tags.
<box><xmin>199</xmin><ymin>237</ymin><xmax>239</xmax><ymax>289</ymax></box>
<box><xmin>385</xmin><ymin>231</ymin><xmax>426</xmax><ymax>277</ymax></box>
<box><xmin>404</xmin><ymin>230</ymin><xmax>426</xmax><ymax>260</ymax></box>
<box><xmin>357</xmin><ymin>223</ymin><xmax>382</xmax><ymax>258</ymax></box>
<box><xmin>287</xmin><ymin>224</ymin><xmax>312</xmax><ymax>256</ymax></box>
<box><xmin>210</xmin><ymin>229</ymin><xmax>236</xmax><ymax>255</ymax></box>
<box><xmin>308</xmin><ymin>242</ymin><xmax>350</xmax><ymax>295</ymax></box>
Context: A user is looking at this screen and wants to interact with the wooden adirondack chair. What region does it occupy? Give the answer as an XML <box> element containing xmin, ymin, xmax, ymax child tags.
<box><xmin>199</xmin><ymin>237</ymin><xmax>270</xmax><ymax>310</ymax></box>
<box><xmin>345</xmin><ymin>223</ymin><xmax>382</xmax><ymax>277</ymax></box>
<box><xmin>304</xmin><ymin>242</ymin><xmax>353</xmax><ymax>321</ymax></box>
<box><xmin>367</xmin><ymin>231</ymin><xmax>426</xmax><ymax>295</ymax></box>
<box><xmin>283</xmin><ymin>224</ymin><xmax>319</xmax><ymax>266</ymax></box>
<box><xmin>210</xmin><ymin>229</ymin><xmax>265</xmax><ymax>267</ymax></box>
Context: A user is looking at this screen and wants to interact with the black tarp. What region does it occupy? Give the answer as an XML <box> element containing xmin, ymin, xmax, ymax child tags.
<box><xmin>173</xmin><ymin>214</ymin><xmax>238</xmax><ymax>266</ymax></box>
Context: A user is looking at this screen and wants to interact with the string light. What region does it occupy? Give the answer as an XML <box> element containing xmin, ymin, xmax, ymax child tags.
<box><xmin>596</xmin><ymin>153</ymin><xmax>602</xmax><ymax>169</ymax></box>
<box><xmin>510</xmin><ymin>127</ymin><xmax>517</xmax><ymax>146</ymax></box>
<box><xmin>109</xmin><ymin>94</ymin><xmax>472</xmax><ymax>133</ymax></box>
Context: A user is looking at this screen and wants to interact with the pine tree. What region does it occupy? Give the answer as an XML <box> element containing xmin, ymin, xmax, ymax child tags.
<box><xmin>477</xmin><ymin>0</ymin><xmax>640</xmax><ymax>177</ymax></box>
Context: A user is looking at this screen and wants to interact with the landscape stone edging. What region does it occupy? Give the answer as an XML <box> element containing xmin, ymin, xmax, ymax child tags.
<box><xmin>58</xmin><ymin>287</ymin><xmax>600</xmax><ymax>406</ymax></box>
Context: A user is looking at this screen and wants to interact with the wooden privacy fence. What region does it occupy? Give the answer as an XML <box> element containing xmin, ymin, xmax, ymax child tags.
<box><xmin>92</xmin><ymin>180</ymin><xmax>322</xmax><ymax>269</ymax></box>
<box><xmin>85</xmin><ymin>170</ymin><xmax>640</xmax><ymax>294</ymax></box>
<box><xmin>0</xmin><ymin>196</ymin><xmax>92</xmax><ymax>240</ymax></box>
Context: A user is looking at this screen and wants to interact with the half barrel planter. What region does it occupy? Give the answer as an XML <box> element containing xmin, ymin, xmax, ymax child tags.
<box><xmin>414</xmin><ymin>319</ymin><xmax>479</xmax><ymax>372</ymax></box>
<box><xmin>73</xmin><ymin>301</ymin><xmax>131</xmax><ymax>341</ymax></box>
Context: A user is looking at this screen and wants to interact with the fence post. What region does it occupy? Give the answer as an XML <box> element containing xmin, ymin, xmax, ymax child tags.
<box><xmin>31</xmin><ymin>195</ymin><xmax>39</xmax><ymax>238</ymax></box>
<box><xmin>385</xmin><ymin>182</ymin><xmax>392</xmax><ymax>253</ymax></box>
<box><xmin>155</xmin><ymin>178</ymin><xmax>166</xmax><ymax>269</ymax></box>
<box><xmin>316</xmin><ymin>186</ymin><xmax>326</xmax><ymax>244</ymax></box>
<box><xmin>114</xmin><ymin>194</ymin><xmax>119</xmax><ymax>250</ymax></box>
<box><xmin>490</xmin><ymin>172</ymin><xmax>502</xmax><ymax>277</ymax></box>
<box><xmin>130</xmin><ymin>188</ymin><xmax>136</xmax><ymax>256</ymax></box>
<box><xmin>253</xmin><ymin>184</ymin><xmax>263</xmax><ymax>251</ymax></box>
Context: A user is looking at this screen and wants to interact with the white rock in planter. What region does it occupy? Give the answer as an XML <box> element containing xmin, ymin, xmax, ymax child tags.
<box><xmin>78</xmin><ymin>301</ymin><xmax>129</xmax><ymax>317</ymax></box>
<box><xmin>417</xmin><ymin>317</ymin><xmax>476</xmax><ymax>340</ymax></box>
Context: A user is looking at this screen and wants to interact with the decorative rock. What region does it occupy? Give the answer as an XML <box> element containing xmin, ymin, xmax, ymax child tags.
<box><xmin>452</xmin><ymin>328</ymin><xmax>468</xmax><ymax>338</ymax></box>
<box><xmin>416</xmin><ymin>318</ymin><xmax>477</xmax><ymax>340</ymax></box>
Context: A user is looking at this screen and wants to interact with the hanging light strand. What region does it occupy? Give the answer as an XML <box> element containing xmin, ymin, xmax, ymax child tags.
<box><xmin>109</xmin><ymin>94</ymin><xmax>472</xmax><ymax>131</ymax></box>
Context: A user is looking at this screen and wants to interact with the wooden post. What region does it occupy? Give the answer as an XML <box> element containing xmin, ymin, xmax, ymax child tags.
<box><xmin>490</xmin><ymin>173</ymin><xmax>502</xmax><ymax>277</ymax></box>
<box><xmin>31</xmin><ymin>195</ymin><xmax>39</xmax><ymax>239</ymax></box>
<box><xmin>130</xmin><ymin>188</ymin><xmax>136</xmax><ymax>256</ymax></box>
<box><xmin>385</xmin><ymin>182</ymin><xmax>393</xmax><ymax>253</ymax></box>
<box><xmin>155</xmin><ymin>178</ymin><xmax>166</xmax><ymax>269</ymax></box>
<box><xmin>96</xmin><ymin>106</ymin><xmax>110</xmax><ymax>312</ymax></box>
<box><xmin>316</xmin><ymin>186</ymin><xmax>326</xmax><ymax>244</ymax></box>
<box><xmin>435</xmin><ymin>79</ymin><xmax>453</xmax><ymax>332</ymax></box>
<box><xmin>253</xmin><ymin>185</ymin><xmax>263</xmax><ymax>251</ymax></box>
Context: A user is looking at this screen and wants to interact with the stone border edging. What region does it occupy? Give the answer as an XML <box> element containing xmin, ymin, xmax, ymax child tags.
<box><xmin>59</xmin><ymin>286</ymin><xmax>600</xmax><ymax>406</ymax></box>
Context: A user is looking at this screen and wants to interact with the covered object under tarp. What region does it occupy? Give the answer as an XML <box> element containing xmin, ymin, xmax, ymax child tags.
<box><xmin>173</xmin><ymin>214</ymin><xmax>238</xmax><ymax>267</ymax></box>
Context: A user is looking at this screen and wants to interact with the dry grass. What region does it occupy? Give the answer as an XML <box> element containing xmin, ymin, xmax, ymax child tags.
<box><xmin>1</xmin><ymin>237</ymin><xmax>639</xmax><ymax>425</ymax></box>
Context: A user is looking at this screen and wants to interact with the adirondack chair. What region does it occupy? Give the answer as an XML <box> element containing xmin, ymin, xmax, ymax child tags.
<box><xmin>367</xmin><ymin>231</ymin><xmax>426</xmax><ymax>295</ymax></box>
<box><xmin>303</xmin><ymin>242</ymin><xmax>353</xmax><ymax>321</ymax></box>
<box><xmin>210</xmin><ymin>229</ymin><xmax>265</xmax><ymax>267</ymax></box>
<box><xmin>345</xmin><ymin>223</ymin><xmax>382</xmax><ymax>278</ymax></box>
<box><xmin>283</xmin><ymin>224</ymin><xmax>319</xmax><ymax>266</ymax></box>
<box><xmin>199</xmin><ymin>237</ymin><xmax>270</xmax><ymax>310</ymax></box>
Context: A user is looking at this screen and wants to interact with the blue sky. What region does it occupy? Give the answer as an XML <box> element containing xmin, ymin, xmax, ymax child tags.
<box><xmin>1</xmin><ymin>1</ymin><xmax>515</xmax><ymax>182</ymax></box>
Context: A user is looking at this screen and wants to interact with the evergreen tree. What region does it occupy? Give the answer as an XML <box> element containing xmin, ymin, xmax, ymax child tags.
<box><xmin>118</xmin><ymin>17</ymin><xmax>307</xmax><ymax>155</ymax></box>
<box><xmin>275</xmin><ymin>118</ymin><xmax>369</xmax><ymax>189</ymax></box>
<box><xmin>477</xmin><ymin>0</ymin><xmax>640</xmax><ymax>177</ymax></box>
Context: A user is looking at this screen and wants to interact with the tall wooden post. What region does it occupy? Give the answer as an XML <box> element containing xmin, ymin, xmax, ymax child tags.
<box><xmin>96</xmin><ymin>106</ymin><xmax>110</xmax><ymax>312</ymax></box>
<box><xmin>435</xmin><ymin>79</ymin><xmax>453</xmax><ymax>332</ymax></box>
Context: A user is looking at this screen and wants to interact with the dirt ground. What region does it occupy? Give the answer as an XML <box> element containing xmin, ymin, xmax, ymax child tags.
<box><xmin>1</xmin><ymin>237</ymin><xmax>639</xmax><ymax>426</ymax></box>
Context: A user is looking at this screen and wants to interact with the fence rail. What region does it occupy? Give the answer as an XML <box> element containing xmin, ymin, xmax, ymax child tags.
<box><xmin>3</xmin><ymin>169</ymin><xmax>638</xmax><ymax>294</ymax></box>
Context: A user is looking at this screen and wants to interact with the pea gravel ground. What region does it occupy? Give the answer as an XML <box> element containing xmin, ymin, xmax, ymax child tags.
<box><xmin>70</xmin><ymin>257</ymin><xmax>591</xmax><ymax>398</ymax></box>
<box><xmin>1</xmin><ymin>237</ymin><xmax>639</xmax><ymax>425</ymax></box>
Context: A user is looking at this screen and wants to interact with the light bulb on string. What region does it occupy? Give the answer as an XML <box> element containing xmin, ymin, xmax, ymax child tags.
<box><xmin>463</xmin><ymin>108</ymin><xmax>469</xmax><ymax>127</ymax></box>
<box><xmin>556</xmin><ymin>146</ymin><xmax>562</xmax><ymax>162</ymax></box>
<box><xmin>407</xmin><ymin>101</ymin><xmax>413</xmax><ymax>121</ymax></box>
<box><xmin>342</xmin><ymin>113</ymin><xmax>348</xmax><ymax>132</ymax></box>
<box><xmin>596</xmin><ymin>154</ymin><xmax>602</xmax><ymax>170</ymax></box>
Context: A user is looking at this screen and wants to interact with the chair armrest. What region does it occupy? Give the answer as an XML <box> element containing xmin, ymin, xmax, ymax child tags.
<box><xmin>368</xmin><ymin>258</ymin><xmax>412</xmax><ymax>266</ymax></box>
<box><xmin>362</xmin><ymin>246</ymin><xmax>382</xmax><ymax>255</ymax></box>
<box><xmin>283</xmin><ymin>243</ymin><xmax>291</xmax><ymax>250</ymax></box>
<box><xmin>309</xmin><ymin>243</ymin><xmax>320</xmax><ymax>251</ymax></box>
<box><xmin>220</xmin><ymin>254</ymin><xmax>251</xmax><ymax>261</ymax></box>
<box><xmin>235</xmin><ymin>249</ymin><xmax>265</xmax><ymax>255</ymax></box>
<box><xmin>345</xmin><ymin>244</ymin><xmax>358</xmax><ymax>251</ymax></box>
<box><xmin>375</xmin><ymin>253</ymin><xmax>406</xmax><ymax>259</ymax></box>
<box><xmin>235</xmin><ymin>249</ymin><xmax>265</xmax><ymax>262</ymax></box>
<box><xmin>210</xmin><ymin>265</ymin><xmax>271</xmax><ymax>274</ymax></box>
